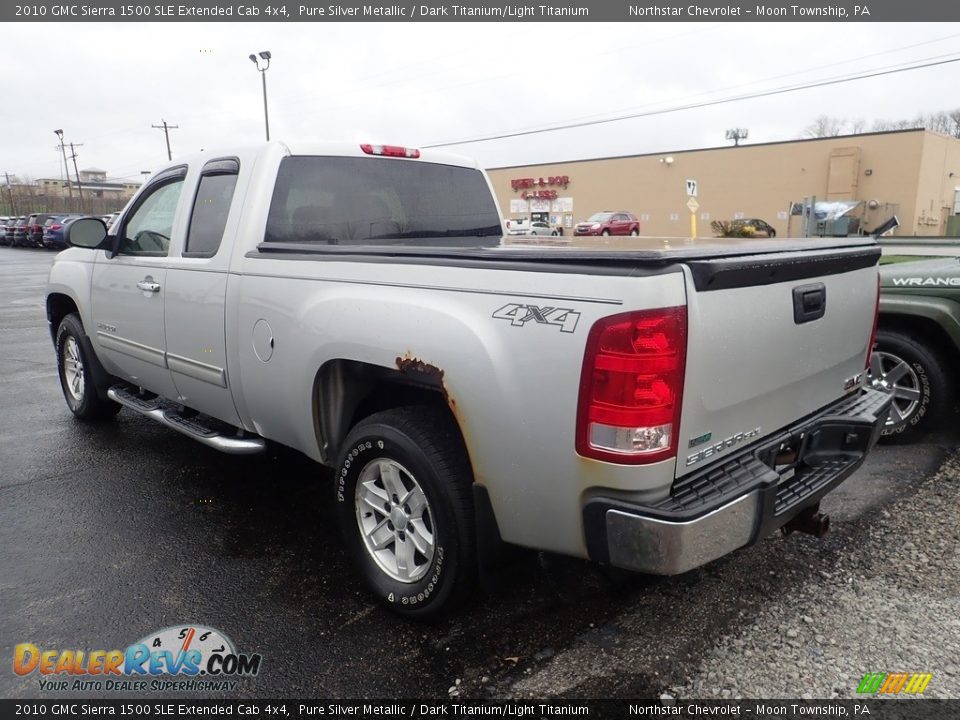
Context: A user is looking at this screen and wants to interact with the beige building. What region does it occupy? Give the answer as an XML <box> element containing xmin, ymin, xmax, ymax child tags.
<box><xmin>487</xmin><ymin>129</ymin><xmax>960</xmax><ymax>237</ymax></box>
<box><xmin>36</xmin><ymin>168</ymin><xmax>141</xmax><ymax>202</ymax></box>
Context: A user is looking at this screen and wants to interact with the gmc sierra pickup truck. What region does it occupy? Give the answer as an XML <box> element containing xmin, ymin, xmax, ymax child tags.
<box><xmin>47</xmin><ymin>141</ymin><xmax>891</xmax><ymax>616</ymax></box>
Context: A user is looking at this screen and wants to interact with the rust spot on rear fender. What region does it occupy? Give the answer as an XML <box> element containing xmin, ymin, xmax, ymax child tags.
<box><xmin>396</xmin><ymin>353</ymin><xmax>457</xmax><ymax>415</ymax></box>
<box><xmin>395</xmin><ymin>354</ymin><xmax>446</xmax><ymax>382</ymax></box>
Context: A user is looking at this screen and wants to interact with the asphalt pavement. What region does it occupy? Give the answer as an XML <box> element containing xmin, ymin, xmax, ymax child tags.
<box><xmin>1</xmin><ymin>246</ymin><xmax>957</xmax><ymax>700</ymax></box>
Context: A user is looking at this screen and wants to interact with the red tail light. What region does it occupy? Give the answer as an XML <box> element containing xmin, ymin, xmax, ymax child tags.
<box><xmin>50</xmin><ymin>225</ymin><xmax>62</xmax><ymax>231</ymax></box>
<box><xmin>866</xmin><ymin>274</ymin><xmax>880</xmax><ymax>370</ymax></box>
<box><xmin>576</xmin><ymin>306</ymin><xmax>687</xmax><ymax>464</ymax></box>
<box><xmin>360</xmin><ymin>143</ymin><xmax>420</xmax><ymax>158</ymax></box>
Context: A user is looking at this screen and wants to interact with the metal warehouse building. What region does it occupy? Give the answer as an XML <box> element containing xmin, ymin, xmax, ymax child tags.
<box><xmin>486</xmin><ymin>128</ymin><xmax>960</xmax><ymax>237</ymax></box>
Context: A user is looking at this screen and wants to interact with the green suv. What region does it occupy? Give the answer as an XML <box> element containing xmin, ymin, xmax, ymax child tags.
<box><xmin>874</xmin><ymin>254</ymin><xmax>959</xmax><ymax>441</ymax></box>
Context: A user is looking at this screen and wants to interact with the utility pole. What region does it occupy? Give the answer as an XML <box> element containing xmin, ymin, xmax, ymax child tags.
<box><xmin>54</xmin><ymin>129</ymin><xmax>74</xmax><ymax>204</ymax></box>
<box><xmin>68</xmin><ymin>143</ymin><xmax>85</xmax><ymax>212</ymax></box>
<box><xmin>152</xmin><ymin>119</ymin><xmax>179</xmax><ymax>161</ymax></box>
<box><xmin>3</xmin><ymin>172</ymin><xmax>16</xmax><ymax>215</ymax></box>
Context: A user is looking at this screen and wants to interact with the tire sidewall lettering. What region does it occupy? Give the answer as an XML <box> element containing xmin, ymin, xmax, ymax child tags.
<box><xmin>391</xmin><ymin>545</ymin><xmax>444</xmax><ymax>605</ymax></box>
<box><xmin>336</xmin><ymin>439</ymin><xmax>375</xmax><ymax>503</ymax></box>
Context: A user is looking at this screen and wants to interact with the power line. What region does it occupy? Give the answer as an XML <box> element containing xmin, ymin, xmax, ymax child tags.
<box><xmin>422</xmin><ymin>54</ymin><xmax>960</xmax><ymax>149</ymax></box>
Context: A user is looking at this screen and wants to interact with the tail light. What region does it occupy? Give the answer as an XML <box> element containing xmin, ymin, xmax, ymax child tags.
<box><xmin>50</xmin><ymin>225</ymin><xmax>62</xmax><ymax>231</ymax></box>
<box><xmin>866</xmin><ymin>274</ymin><xmax>880</xmax><ymax>370</ymax></box>
<box><xmin>360</xmin><ymin>143</ymin><xmax>420</xmax><ymax>158</ymax></box>
<box><xmin>576</xmin><ymin>306</ymin><xmax>687</xmax><ymax>464</ymax></box>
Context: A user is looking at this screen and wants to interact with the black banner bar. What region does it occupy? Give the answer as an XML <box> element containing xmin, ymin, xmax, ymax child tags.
<box><xmin>0</xmin><ymin>699</ymin><xmax>957</xmax><ymax>720</ymax></box>
<box><xmin>3</xmin><ymin>0</ymin><xmax>960</xmax><ymax>22</ymax></box>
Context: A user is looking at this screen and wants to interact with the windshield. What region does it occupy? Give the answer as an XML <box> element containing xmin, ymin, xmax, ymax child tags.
<box><xmin>587</xmin><ymin>213</ymin><xmax>614</xmax><ymax>222</ymax></box>
<box><xmin>264</xmin><ymin>156</ymin><xmax>502</xmax><ymax>248</ymax></box>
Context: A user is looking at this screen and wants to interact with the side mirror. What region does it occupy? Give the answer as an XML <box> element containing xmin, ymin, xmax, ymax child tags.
<box><xmin>65</xmin><ymin>217</ymin><xmax>109</xmax><ymax>250</ymax></box>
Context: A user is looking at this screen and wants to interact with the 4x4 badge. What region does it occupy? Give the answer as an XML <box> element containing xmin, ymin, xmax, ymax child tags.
<box><xmin>492</xmin><ymin>303</ymin><xmax>580</xmax><ymax>333</ymax></box>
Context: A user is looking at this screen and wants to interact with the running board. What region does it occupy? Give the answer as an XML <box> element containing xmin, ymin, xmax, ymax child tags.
<box><xmin>107</xmin><ymin>386</ymin><xmax>266</xmax><ymax>455</ymax></box>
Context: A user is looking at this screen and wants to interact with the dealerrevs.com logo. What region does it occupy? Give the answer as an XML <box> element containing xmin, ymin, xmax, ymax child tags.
<box><xmin>14</xmin><ymin>625</ymin><xmax>262</xmax><ymax>692</ymax></box>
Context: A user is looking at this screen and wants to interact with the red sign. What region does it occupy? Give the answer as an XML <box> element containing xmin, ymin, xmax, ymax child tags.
<box><xmin>520</xmin><ymin>190</ymin><xmax>557</xmax><ymax>200</ymax></box>
<box><xmin>511</xmin><ymin>175</ymin><xmax>570</xmax><ymax>192</ymax></box>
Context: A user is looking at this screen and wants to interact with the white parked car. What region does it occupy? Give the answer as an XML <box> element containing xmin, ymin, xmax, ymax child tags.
<box><xmin>506</xmin><ymin>219</ymin><xmax>557</xmax><ymax>236</ymax></box>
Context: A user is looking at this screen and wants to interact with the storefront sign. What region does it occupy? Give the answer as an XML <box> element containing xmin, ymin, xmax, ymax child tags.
<box><xmin>511</xmin><ymin>175</ymin><xmax>570</xmax><ymax>191</ymax></box>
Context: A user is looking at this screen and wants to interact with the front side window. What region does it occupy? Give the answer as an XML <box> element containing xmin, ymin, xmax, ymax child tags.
<box><xmin>119</xmin><ymin>178</ymin><xmax>185</xmax><ymax>256</ymax></box>
<box><xmin>264</xmin><ymin>156</ymin><xmax>501</xmax><ymax>248</ymax></box>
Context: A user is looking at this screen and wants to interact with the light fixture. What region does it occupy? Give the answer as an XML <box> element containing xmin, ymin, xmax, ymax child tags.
<box><xmin>659</xmin><ymin>156</ymin><xmax>674</xmax><ymax>166</ymax></box>
<box><xmin>249</xmin><ymin>50</ymin><xmax>272</xmax><ymax>141</ymax></box>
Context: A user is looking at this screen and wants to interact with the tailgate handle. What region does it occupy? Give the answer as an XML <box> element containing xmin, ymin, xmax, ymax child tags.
<box><xmin>793</xmin><ymin>283</ymin><xmax>826</xmax><ymax>324</ymax></box>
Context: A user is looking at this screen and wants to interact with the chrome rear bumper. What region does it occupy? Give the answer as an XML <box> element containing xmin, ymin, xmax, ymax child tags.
<box><xmin>583</xmin><ymin>388</ymin><xmax>892</xmax><ymax>575</ymax></box>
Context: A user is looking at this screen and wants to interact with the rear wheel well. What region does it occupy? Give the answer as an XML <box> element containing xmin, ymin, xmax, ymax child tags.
<box><xmin>313</xmin><ymin>359</ymin><xmax>458</xmax><ymax>464</ymax></box>
<box><xmin>878</xmin><ymin>312</ymin><xmax>960</xmax><ymax>370</ymax></box>
<box><xmin>46</xmin><ymin>293</ymin><xmax>80</xmax><ymax>343</ymax></box>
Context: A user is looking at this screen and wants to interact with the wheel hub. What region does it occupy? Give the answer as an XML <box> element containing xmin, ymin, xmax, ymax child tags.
<box><xmin>390</xmin><ymin>506</ymin><xmax>408</xmax><ymax>531</ymax></box>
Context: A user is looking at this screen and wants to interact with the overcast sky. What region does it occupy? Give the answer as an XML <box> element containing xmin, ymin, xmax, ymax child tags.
<box><xmin>5</xmin><ymin>22</ymin><xmax>960</xmax><ymax>183</ymax></box>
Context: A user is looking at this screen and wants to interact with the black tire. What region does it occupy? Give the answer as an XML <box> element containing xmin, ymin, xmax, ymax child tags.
<box><xmin>871</xmin><ymin>329</ymin><xmax>953</xmax><ymax>443</ymax></box>
<box><xmin>56</xmin><ymin>313</ymin><xmax>121</xmax><ymax>421</ymax></box>
<box><xmin>601</xmin><ymin>230</ymin><xmax>611</xmax><ymax>237</ymax></box>
<box><xmin>630</xmin><ymin>229</ymin><xmax>639</xmax><ymax>236</ymax></box>
<box><xmin>335</xmin><ymin>406</ymin><xmax>475</xmax><ymax>617</ymax></box>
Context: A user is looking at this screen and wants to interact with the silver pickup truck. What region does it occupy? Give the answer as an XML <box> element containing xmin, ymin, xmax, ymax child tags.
<box><xmin>47</xmin><ymin>141</ymin><xmax>891</xmax><ymax>616</ymax></box>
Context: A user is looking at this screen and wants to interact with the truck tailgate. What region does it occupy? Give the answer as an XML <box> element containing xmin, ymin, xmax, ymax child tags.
<box><xmin>676</xmin><ymin>245</ymin><xmax>880</xmax><ymax>478</ymax></box>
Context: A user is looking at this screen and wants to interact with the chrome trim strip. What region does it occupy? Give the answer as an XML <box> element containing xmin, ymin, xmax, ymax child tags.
<box><xmin>605</xmin><ymin>492</ymin><xmax>759</xmax><ymax>575</ymax></box>
<box><xmin>166</xmin><ymin>353</ymin><xmax>227</xmax><ymax>388</ymax></box>
<box><xmin>96</xmin><ymin>332</ymin><xmax>167</xmax><ymax>368</ymax></box>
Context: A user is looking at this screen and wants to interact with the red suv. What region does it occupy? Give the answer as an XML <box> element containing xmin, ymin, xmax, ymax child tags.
<box><xmin>574</xmin><ymin>211</ymin><xmax>640</xmax><ymax>237</ymax></box>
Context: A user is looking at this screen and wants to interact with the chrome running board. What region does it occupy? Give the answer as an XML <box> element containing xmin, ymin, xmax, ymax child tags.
<box><xmin>107</xmin><ymin>385</ymin><xmax>266</xmax><ymax>455</ymax></box>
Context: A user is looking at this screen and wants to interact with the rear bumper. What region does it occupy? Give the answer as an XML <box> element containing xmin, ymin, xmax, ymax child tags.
<box><xmin>583</xmin><ymin>388</ymin><xmax>892</xmax><ymax>575</ymax></box>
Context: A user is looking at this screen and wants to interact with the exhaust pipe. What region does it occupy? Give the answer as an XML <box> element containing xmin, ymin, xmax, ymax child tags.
<box><xmin>782</xmin><ymin>504</ymin><xmax>830</xmax><ymax>538</ymax></box>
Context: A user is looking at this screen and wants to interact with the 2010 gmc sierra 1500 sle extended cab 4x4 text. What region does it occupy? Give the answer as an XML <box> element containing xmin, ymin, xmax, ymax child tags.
<box><xmin>47</xmin><ymin>141</ymin><xmax>891</xmax><ymax>616</ymax></box>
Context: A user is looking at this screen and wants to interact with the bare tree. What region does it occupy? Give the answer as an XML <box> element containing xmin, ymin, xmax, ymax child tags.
<box><xmin>804</xmin><ymin>115</ymin><xmax>846</xmax><ymax>138</ymax></box>
<box><xmin>849</xmin><ymin>118</ymin><xmax>867</xmax><ymax>134</ymax></box>
<box><xmin>948</xmin><ymin>109</ymin><xmax>960</xmax><ymax>138</ymax></box>
<box><xmin>873</xmin><ymin>117</ymin><xmax>917</xmax><ymax>131</ymax></box>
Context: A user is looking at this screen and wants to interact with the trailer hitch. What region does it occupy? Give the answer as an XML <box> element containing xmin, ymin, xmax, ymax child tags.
<box><xmin>781</xmin><ymin>503</ymin><xmax>831</xmax><ymax>539</ymax></box>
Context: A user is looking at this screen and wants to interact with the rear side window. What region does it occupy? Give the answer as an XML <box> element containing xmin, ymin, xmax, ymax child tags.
<box><xmin>264</xmin><ymin>156</ymin><xmax>501</xmax><ymax>248</ymax></box>
<box><xmin>185</xmin><ymin>159</ymin><xmax>240</xmax><ymax>257</ymax></box>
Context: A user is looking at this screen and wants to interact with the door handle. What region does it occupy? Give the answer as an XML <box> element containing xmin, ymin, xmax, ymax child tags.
<box><xmin>136</xmin><ymin>278</ymin><xmax>161</xmax><ymax>293</ymax></box>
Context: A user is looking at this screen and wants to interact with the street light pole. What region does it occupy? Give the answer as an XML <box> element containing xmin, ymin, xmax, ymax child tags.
<box><xmin>53</xmin><ymin>129</ymin><xmax>74</xmax><ymax>205</ymax></box>
<box><xmin>249</xmin><ymin>51</ymin><xmax>272</xmax><ymax>141</ymax></box>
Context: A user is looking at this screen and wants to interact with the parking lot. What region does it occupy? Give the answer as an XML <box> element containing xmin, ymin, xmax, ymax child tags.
<box><xmin>2</xmin><ymin>245</ymin><xmax>959</xmax><ymax>700</ymax></box>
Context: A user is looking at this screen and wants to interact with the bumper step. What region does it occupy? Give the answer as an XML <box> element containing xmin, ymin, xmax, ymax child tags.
<box><xmin>107</xmin><ymin>385</ymin><xmax>265</xmax><ymax>455</ymax></box>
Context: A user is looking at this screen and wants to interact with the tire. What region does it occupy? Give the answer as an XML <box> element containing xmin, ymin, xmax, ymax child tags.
<box><xmin>601</xmin><ymin>230</ymin><xmax>610</xmax><ymax>237</ymax></box>
<box><xmin>56</xmin><ymin>314</ymin><xmax>121</xmax><ymax>421</ymax></box>
<box><xmin>335</xmin><ymin>406</ymin><xmax>475</xmax><ymax>617</ymax></box>
<box><xmin>869</xmin><ymin>329</ymin><xmax>953</xmax><ymax>443</ymax></box>
<box><xmin>630</xmin><ymin>229</ymin><xmax>639</xmax><ymax>236</ymax></box>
